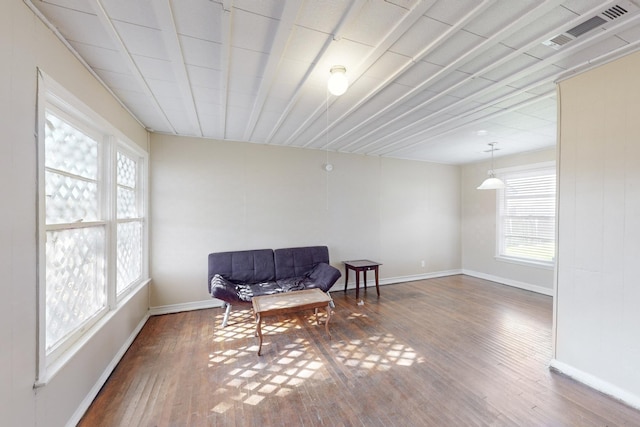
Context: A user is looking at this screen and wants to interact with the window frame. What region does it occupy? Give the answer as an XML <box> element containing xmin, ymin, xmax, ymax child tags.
<box><xmin>115</xmin><ymin>144</ymin><xmax>148</xmax><ymax>299</ymax></box>
<box><xmin>494</xmin><ymin>161</ymin><xmax>557</xmax><ymax>269</ymax></box>
<box><xmin>36</xmin><ymin>71</ymin><xmax>149</xmax><ymax>385</ymax></box>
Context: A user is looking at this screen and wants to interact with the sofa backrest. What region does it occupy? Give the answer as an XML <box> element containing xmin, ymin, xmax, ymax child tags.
<box><xmin>208</xmin><ymin>249</ymin><xmax>275</xmax><ymax>287</ymax></box>
<box><xmin>274</xmin><ymin>246</ymin><xmax>330</xmax><ymax>280</ymax></box>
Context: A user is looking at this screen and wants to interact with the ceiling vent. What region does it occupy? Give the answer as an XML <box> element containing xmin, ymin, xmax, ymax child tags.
<box><xmin>542</xmin><ymin>2</ymin><xmax>637</xmax><ymax>50</ymax></box>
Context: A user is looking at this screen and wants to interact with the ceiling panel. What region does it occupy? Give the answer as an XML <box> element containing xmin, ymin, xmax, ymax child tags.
<box><xmin>27</xmin><ymin>0</ymin><xmax>640</xmax><ymax>165</ymax></box>
<box><xmin>173</xmin><ymin>0</ymin><xmax>223</xmax><ymax>42</ymax></box>
<box><xmin>180</xmin><ymin>35</ymin><xmax>221</xmax><ymax>69</ymax></box>
<box><xmin>389</xmin><ymin>15</ymin><xmax>451</xmax><ymax>57</ymax></box>
<box><xmin>101</xmin><ymin>0</ymin><xmax>159</xmax><ymax>28</ymax></box>
<box><xmin>342</xmin><ymin>0</ymin><xmax>410</xmax><ymax>46</ymax></box>
<box><xmin>111</xmin><ymin>21</ymin><xmax>167</xmax><ymax>59</ymax></box>
<box><xmin>70</xmin><ymin>42</ymin><xmax>128</xmax><ymax>74</ymax></box>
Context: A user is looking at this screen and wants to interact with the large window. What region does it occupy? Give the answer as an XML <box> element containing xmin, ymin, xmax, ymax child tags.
<box><xmin>37</xmin><ymin>73</ymin><xmax>148</xmax><ymax>382</ymax></box>
<box><xmin>496</xmin><ymin>162</ymin><xmax>556</xmax><ymax>267</ymax></box>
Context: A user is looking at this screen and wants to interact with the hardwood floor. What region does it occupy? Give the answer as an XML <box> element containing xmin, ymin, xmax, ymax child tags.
<box><xmin>79</xmin><ymin>275</ymin><xmax>640</xmax><ymax>426</ymax></box>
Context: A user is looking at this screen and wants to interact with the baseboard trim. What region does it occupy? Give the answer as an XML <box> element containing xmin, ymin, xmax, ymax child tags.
<box><xmin>148</xmin><ymin>270</ymin><xmax>466</xmax><ymax>315</ymax></box>
<box><xmin>462</xmin><ymin>269</ymin><xmax>554</xmax><ymax>296</ymax></box>
<box><xmin>549</xmin><ymin>359</ymin><xmax>640</xmax><ymax>411</ymax></box>
<box><xmin>149</xmin><ymin>299</ymin><xmax>224</xmax><ymax>316</ymax></box>
<box><xmin>147</xmin><ymin>269</ymin><xmax>551</xmax><ymax>316</ymax></box>
<box><xmin>66</xmin><ymin>312</ymin><xmax>150</xmax><ymax>427</ymax></box>
<box><xmin>330</xmin><ymin>269</ymin><xmax>463</xmax><ymax>292</ymax></box>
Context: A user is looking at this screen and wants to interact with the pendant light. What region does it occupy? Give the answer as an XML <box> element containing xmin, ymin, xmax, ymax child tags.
<box><xmin>477</xmin><ymin>142</ymin><xmax>505</xmax><ymax>190</ymax></box>
<box><xmin>327</xmin><ymin>65</ymin><xmax>348</xmax><ymax>96</ymax></box>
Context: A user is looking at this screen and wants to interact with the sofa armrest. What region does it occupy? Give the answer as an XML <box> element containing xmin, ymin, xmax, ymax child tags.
<box><xmin>210</xmin><ymin>274</ymin><xmax>253</xmax><ymax>304</ymax></box>
<box><xmin>304</xmin><ymin>263</ymin><xmax>342</xmax><ymax>292</ymax></box>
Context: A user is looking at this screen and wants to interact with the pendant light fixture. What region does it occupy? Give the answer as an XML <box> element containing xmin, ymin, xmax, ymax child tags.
<box><xmin>327</xmin><ymin>65</ymin><xmax>348</xmax><ymax>96</ymax></box>
<box><xmin>477</xmin><ymin>142</ymin><xmax>505</xmax><ymax>190</ymax></box>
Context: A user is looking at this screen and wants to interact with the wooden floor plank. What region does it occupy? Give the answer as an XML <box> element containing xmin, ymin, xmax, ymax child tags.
<box><xmin>79</xmin><ymin>275</ymin><xmax>640</xmax><ymax>426</ymax></box>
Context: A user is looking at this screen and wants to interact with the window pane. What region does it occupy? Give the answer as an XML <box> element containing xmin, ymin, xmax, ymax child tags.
<box><xmin>498</xmin><ymin>165</ymin><xmax>556</xmax><ymax>264</ymax></box>
<box><xmin>45</xmin><ymin>112</ymin><xmax>98</xmax><ymax>179</ymax></box>
<box><xmin>117</xmin><ymin>187</ymin><xmax>137</xmax><ymax>218</ymax></box>
<box><xmin>117</xmin><ymin>151</ymin><xmax>138</xmax><ymax>219</ymax></box>
<box><xmin>117</xmin><ymin>151</ymin><xmax>137</xmax><ymax>188</ymax></box>
<box><xmin>117</xmin><ymin>221</ymin><xmax>142</xmax><ymax>294</ymax></box>
<box><xmin>46</xmin><ymin>227</ymin><xmax>106</xmax><ymax>351</ymax></box>
<box><xmin>45</xmin><ymin>170</ymin><xmax>99</xmax><ymax>224</ymax></box>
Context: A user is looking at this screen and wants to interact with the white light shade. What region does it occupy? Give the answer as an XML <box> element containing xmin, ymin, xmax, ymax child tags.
<box><xmin>477</xmin><ymin>176</ymin><xmax>505</xmax><ymax>190</ymax></box>
<box><xmin>328</xmin><ymin>66</ymin><xmax>348</xmax><ymax>96</ymax></box>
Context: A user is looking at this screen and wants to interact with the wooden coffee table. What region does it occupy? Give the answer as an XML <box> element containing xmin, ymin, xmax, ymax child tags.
<box><xmin>252</xmin><ymin>288</ymin><xmax>333</xmax><ymax>356</ymax></box>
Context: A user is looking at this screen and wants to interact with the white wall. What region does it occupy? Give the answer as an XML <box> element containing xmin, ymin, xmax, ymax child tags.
<box><xmin>461</xmin><ymin>148</ymin><xmax>556</xmax><ymax>294</ymax></box>
<box><xmin>1</xmin><ymin>2</ymin><xmax>149</xmax><ymax>426</ymax></box>
<box><xmin>149</xmin><ymin>134</ymin><xmax>461</xmax><ymax>309</ymax></box>
<box><xmin>552</xmin><ymin>50</ymin><xmax>640</xmax><ymax>408</ymax></box>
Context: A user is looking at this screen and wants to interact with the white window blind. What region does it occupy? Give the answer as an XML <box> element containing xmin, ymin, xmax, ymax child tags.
<box><xmin>497</xmin><ymin>163</ymin><xmax>556</xmax><ymax>266</ymax></box>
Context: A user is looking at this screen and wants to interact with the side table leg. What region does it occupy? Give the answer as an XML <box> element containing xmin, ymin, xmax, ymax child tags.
<box><xmin>375</xmin><ymin>266</ymin><xmax>380</xmax><ymax>297</ymax></box>
<box><xmin>255</xmin><ymin>313</ymin><xmax>263</xmax><ymax>356</ymax></box>
<box><xmin>344</xmin><ymin>266</ymin><xmax>349</xmax><ymax>292</ymax></box>
<box><xmin>355</xmin><ymin>269</ymin><xmax>360</xmax><ymax>300</ymax></box>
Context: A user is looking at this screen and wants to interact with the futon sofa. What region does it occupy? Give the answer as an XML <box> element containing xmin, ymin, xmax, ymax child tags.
<box><xmin>208</xmin><ymin>245</ymin><xmax>341</xmax><ymax>326</ymax></box>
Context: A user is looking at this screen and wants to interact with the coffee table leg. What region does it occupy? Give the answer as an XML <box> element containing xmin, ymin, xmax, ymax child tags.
<box><xmin>325</xmin><ymin>302</ymin><xmax>332</xmax><ymax>339</ymax></box>
<box><xmin>255</xmin><ymin>313</ymin><xmax>263</xmax><ymax>356</ymax></box>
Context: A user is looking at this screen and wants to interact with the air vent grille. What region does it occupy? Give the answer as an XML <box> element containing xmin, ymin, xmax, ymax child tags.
<box><xmin>548</xmin><ymin>34</ymin><xmax>573</xmax><ymax>47</ymax></box>
<box><xmin>542</xmin><ymin>2</ymin><xmax>635</xmax><ymax>50</ymax></box>
<box><xmin>602</xmin><ymin>5</ymin><xmax>628</xmax><ymax>19</ymax></box>
<box><xmin>566</xmin><ymin>15</ymin><xmax>607</xmax><ymax>37</ymax></box>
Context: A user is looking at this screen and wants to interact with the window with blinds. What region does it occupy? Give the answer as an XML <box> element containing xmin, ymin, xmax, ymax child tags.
<box><xmin>497</xmin><ymin>163</ymin><xmax>556</xmax><ymax>266</ymax></box>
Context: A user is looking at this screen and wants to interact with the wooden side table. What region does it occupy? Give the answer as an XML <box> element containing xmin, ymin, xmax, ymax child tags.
<box><xmin>343</xmin><ymin>260</ymin><xmax>382</xmax><ymax>300</ymax></box>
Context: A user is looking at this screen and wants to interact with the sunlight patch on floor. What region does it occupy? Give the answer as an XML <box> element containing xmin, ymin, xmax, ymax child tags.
<box><xmin>333</xmin><ymin>332</ymin><xmax>424</xmax><ymax>373</ymax></box>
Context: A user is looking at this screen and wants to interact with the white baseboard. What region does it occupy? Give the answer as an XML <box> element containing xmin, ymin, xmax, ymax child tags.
<box><xmin>149</xmin><ymin>298</ymin><xmax>224</xmax><ymax>316</ymax></box>
<box><xmin>329</xmin><ymin>269</ymin><xmax>463</xmax><ymax>292</ymax></box>
<box><xmin>462</xmin><ymin>269</ymin><xmax>554</xmax><ymax>296</ymax></box>
<box><xmin>549</xmin><ymin>359</ymin><xmax>640</xmax><ymax>411</ymax></box>
<box><xmin>148</xmin><ymin>269</ymin><xmax>551</xmax><ymax>316</ymax></box>
<box><xmin>148</xmin><ymin>271</ymin><xmax>465</xmax><ymax>315</ymax></box>
<box><xmin>65</xmin><ymin>312</ymin><xmax>150</xmax><ymax>427</ymax></box>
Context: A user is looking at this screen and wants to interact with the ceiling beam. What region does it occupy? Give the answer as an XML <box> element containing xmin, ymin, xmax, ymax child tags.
<box><xmin>380</xmin><ymin>90</ymin><xmax>557</xmax><ymax>158</ymax></box>
<box><xmin>219</xmin><ymin>0</ymin><xmax>234</xmax><ymax>140</ymax></box>
<box><xmin>242</xmin><ymin>0</ymin><xmax>304</xmax><ymax>141</ymax></box>
<box><xmin>151</xmin><ymin>0</ymin><xmax>203</xmax><ymax>137</ymax></box>
<box><xmin>91</xmin><ymin>0</ymin><xmax>175</xmax><ymax>133</ymax></box>
<box><xmin>346</xmin><ymin>0</ymin><xmax>638</xmax><ymax>154</ymax></box>
<box><xmin>269</xmin><ymin>0</ymin><xmax>368</xmax><ymax>145</ymax></box>
<box><xmin>331</xmin><ymin>0</ymin><xmax>561</xmax><ymax>151</ymax></box>
<box><xmin>299</xmin><ymin>0</ymin><xmax>498</xmax><ymax>150</ymax></box>
<box><xmin>299</xmin><ymin>0</ymin><xmax>440</xmax><ymax>149</ymax></box>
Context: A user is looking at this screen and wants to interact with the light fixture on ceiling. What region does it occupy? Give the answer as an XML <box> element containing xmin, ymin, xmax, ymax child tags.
<box><xmin>477</xmin><ymin>142</ymin><xmax>505</xmax><ymax>190</ymax></box>
<box><xmin>327</xmin><ymin>65</ymin><xmax>348</xmax><ymax>96</ymax></box>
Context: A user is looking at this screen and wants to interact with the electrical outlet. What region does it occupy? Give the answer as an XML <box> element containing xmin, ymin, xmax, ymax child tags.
<box><xmin>421</xmin><ymin>260</ymin><xmax>425</xmax><ymax>268</ymax></box>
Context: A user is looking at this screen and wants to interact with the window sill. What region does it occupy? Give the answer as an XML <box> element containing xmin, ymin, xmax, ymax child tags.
<box><xmin>495</xmin><ymin>255</ymin><xmax>555</xmax><ymax>270</ymax></box>
<box><xmin>34</xmin><ymin>278</ymin><xmax>150</xmax><ymax>389</ymax></box>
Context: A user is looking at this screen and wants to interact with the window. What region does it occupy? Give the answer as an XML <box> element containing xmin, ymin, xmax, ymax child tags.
<box><xmin>116</xmin><ymin>149</ymin><xmax>144</xmax><ymax>295</ymax></box>
<box><xmin>496</xmin><ymin>162</ymin><xmax>556</xmax><ymax>267</ymax></box>
<box><xmin>37</xmin><ymin>73</ymin><xmax>148</xmax><ymax>382</ymax></box>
